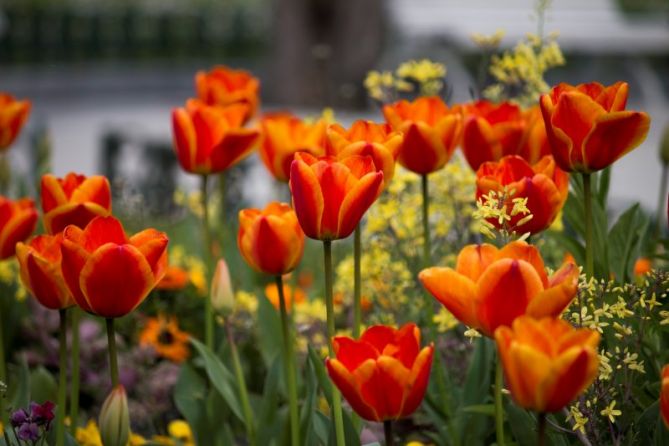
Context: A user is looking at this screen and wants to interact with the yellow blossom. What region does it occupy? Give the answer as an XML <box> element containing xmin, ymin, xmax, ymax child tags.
<box><xmin>470</xmin><ymin>29</ymin><xmax>506</xmax><ymax>49</ymax></box>
<box><xmin>600</xmin><ymin>400</ymin><xmax>622</xmax><ymax>423</ymax></box>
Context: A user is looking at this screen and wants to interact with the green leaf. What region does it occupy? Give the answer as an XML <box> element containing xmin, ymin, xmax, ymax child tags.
<box><xmin>300</xmin><ymin>358</ymin><xmax>319</xmax><ymax>444</ymax></box>
<box><xmin>190</xmin><ymin>337</ymin><xmax>245</xmax><ymax>424</ymax></box>
<box><xmin>257</xmin><ymin>295</ymin><xmax>283</xmax><ymax>366</ymax></box>
<box><xmin>313</xmin><ymin>411</ymin><xmax>331</xmax><ymax>445</ymax></box>
<box><xmin>308</xmin><ymin>346</ymin><xmax>332</xmax><ymax>405</ymax></box>
<box><xmin>462</xmin><ymin>404</ymin><xmax>496</xmax><ymax>416</ymax></box>
<box><xmin>456</xmin><ymin>338</ymin><xmax>494</xmax><ymax>445</ymax></box>
<box><xmin>608</xmin><ymin>204</ymin><xmax>649</xmax><ymax>283</ymax></box>
<box><xmin>29</xmin><ymin>366</ymin><xmax>57</xmax><ymax>404</ymax></box>
<box><xmin>8</xmin><ymin>358</ymin><xmax>30</xmax><ymax>409</ymax></box>
<box><xmin>174</xmin><ymin>362</ymin><xmax>209</xmax><ymax>445</ymax></box>
<box><xmin>505</xmin><ymin>402</ymin><xmax>536</xmax><ymax>446</ymax></box>
<box><xmin>596</xmin><ymin>167</ymin><xmax>611</xmax><ymax>207</ymax></box>
<box><xmin>257</xmin><ymin>356</ymin><xmax>282</xmax><ymax>446</ymax></box>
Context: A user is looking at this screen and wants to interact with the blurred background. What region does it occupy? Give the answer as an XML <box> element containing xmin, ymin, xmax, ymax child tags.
<box><xmin>1</xmin><ymin>0</ymin><xmax>668</xmax><ymax>214</ymax></box>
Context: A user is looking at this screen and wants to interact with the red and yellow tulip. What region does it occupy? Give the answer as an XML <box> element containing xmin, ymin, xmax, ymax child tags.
<box><xmin>476</xmin><ymin>155</ymin><xmax>569</xmax><ymax>234</ymax></box>
<box><xmin>518</xmin><ymin>105</ymin><xmax>552</xmax><ymax>165</ymax></box>
<box><xmin>238</xmin><ymin>202</ymin><xmax>305</xmax><ymax>275</ymax></box>
<box><xmin>420</xmin><ymin>241</ymin><xmax>578</xmax><ymax>337</ymax></box>
<box><xmin>0</xmin><ymin>196</ymin><xmax>38</xmax><ymax>259</ymax></box>
<box><xmin>195</xmin><ymin>65</ymin><xmax>260</xmax><ymax>122</ymax></box>
<box><xmin>539</xmin><ymin>81</ymin><xmax>651</xmax><ymax>173</ymax></box>
<box><xmin>60</xmin><ymin>216</ymin><xmax>168</xmax><ymax>318</ymax></box>
<box><xmin>661</xmin><ymin>365</ymin><xmax>669</xmax><ymax>428</ymax></box>
<box><xmin>41</xmin><ymin>173</ymin><xmax>112</xmax><ymax>235</ymax></box>
<box><xmin>289</xmin><ymin>153</ymin><xmax>383</xmax><ymax>240</ymax></box>
<box><xmin>326</xmin><ymin>324</ymin><xmax>433</xmax><ymax>422</ymax></box>
<box><xmin>0</xmin><ymin>93</ymin><xmax>31</xmax><ymax>151</ymax></box>
<box><xmin>258</xmin><ymin>112</ymin><xmax>327</xmax><ymax>182</ymax></box>
<box><xmin>495</xmin><ymin>316</ymin><xmax>600</xmax><ymax>413</ymax></box>
<box><xmin>172</xmin><ymin>99</ymin><xmax>259</xmax><ymax>175</ymax></box>
<box><xmin>16</xmin><ymin>233</ymin><xmax>74</xmax><ymax>310</ymax></box>
<box><xmin>383</xmin><ymin>96</ymin><xmax>462</xmax><ymax>174</ymax></box>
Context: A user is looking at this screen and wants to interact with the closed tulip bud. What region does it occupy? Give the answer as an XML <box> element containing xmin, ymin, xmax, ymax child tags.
<box><xmin>210</xmin><ymin>259</ymin><xmax>234</xmax><ymax>312</ymax></box>
<box><xmin>660</xmin><ymin>124</ymin><xmax>669</xmax><ymax>165</ymax></box>
<box><xmin>476</xmin><ymin>155</ymin><xmax>569</xmax><ymax>234</ymax></box>
<box><xmin>0</xmin><ymin>196</ymin><xmax>38</xmax><ymax>259</ymax></box>
<box><xmin>540</xmin><ymin>81</ymin><xmax>650</xmax><ymax>173</ymax></box>
<box><xmin>383</xmin><ymin>96</ymin><xmax>462</xmax><ymax>174</ymax></box>
<box><xmin>195</xmin><ymin>65</ymin><xmax>260</xmax><ymax>122</ymax></box>
<box><xmin>420</xmin><ymin>240</ymin><xmax>578</xmax><ymax>337</ymax></box>
<box><xmin>495</xmin><ymin>316</ymin><xmax>600</xmax><ymax>413</ymax></box>
<box><xmin>326</xmin><ymin>324</ymin><xmax>433</xmax><ymax>422</ymax></box>
<box><xmin>98</xmin><ymin>385</ymin><xmax>129</xmax><ymax>446</ymax></box>
<box><xmin>0</xmin><ymin>93</ymin><xmax>31</xmax><ymax>151</ymax></box>
<box><xmin>238</xmin><ymin>202</ymin><xmax>305</xmax><ymax>275</ymax></box>
<box><xmin>41</xmin><ymin>173</ymin><xmax>112</xmax><ymax>234</ymax></box>
<box><xmin>660</xmin><ymin>365</ymin><xmax>669</xmax><ymax>428</ymax></box>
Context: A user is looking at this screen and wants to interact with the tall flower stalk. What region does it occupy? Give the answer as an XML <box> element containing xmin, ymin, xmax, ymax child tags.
<box><xmin>56</xmin><ymin>309</ymin><xmax>68</xmax><ymax>446</ymax></box>
<box><xmin>276</xmin><ymin>275</ymin><xmax>300</xmax><ymax>446</ymax></box>
<box><xmin>69</xmin><ymin>308</ymin><xmax>80</xmax><ymax>435</ymax></box>
<box><xmin>105</xmin><ymin>318</ymin><xmax>119</xmax><ymax>388</ymax></box>
<box><xmin>200</xmin><ymin>175</ymin><xmax>214</xmax><ymax>349</ymax></box>
<box><xmin>582</xmin><ymin>174</ymin><xmax>594</xmax><ymax>277</ymax></box>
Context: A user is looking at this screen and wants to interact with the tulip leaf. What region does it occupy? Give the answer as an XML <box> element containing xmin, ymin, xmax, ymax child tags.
<box><xmin>8</xmin><ymin>357</ymin><xmax>30</xmax><ymax>410</ymax></box>
<box><xmin>300</xmin><ymin>358</ymin><xmax>319</xmax><ymax>444</ymax></box>
<box><xmin>462</xmin><ymin>404</ymin><xmax>496</xmax><ymax>416</ymax></box>
<box><xmin>257</xmin><ymin>294</ymin><xmax>284</xmax><ymax>366</ymax></box>
<box><xmin>307</xmin><ymin>345</ymin><xmax>333</xmax><ymax>405</ymax></box>
<box><xmin>257</xmin><ymin>356</ymin><xmax>282</xmax><ymax>446</ymax></box>
<box><xmin>456</xmin><ymin>337</ymin><xmax>494</xmax><ymax>445</ymax></box>
<box><xmin>313</xmin><ymin>411</ymin><xmax>331</xmax><ymax>445</ymax></box>
<box><xmin>608</xmin><ymin>203</ymin><xmax>649</xmax><ymax>283</ymax></box>
<box><xmin>597</xmin><ymin>168</ymin><xmax>611</xmax><ymax>208</ymax></box>
<box><xmin>29</xmin><ymin>366</ymin><xmax>58</xmax><ymax>405</ymax></box>
<box><xmin>174</xmin><ymin>362</ymin><xmax>209</xmax><ymax>444</ymax></box>
<box><xmin>190</xmin><ymin>337</ymin><xmax>245</xmax><ymax>424</ymax></box>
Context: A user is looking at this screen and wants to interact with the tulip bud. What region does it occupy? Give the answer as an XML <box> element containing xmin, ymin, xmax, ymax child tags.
<box><xmin>211</xmin><ymin>259</ymin><xmax>234</xmax><ymax>313</ymax></box>
<box><xmin>98</xmin><ymin>385</ymin><xmax>129</xmax><ymax>446</ymax></box>
<box><xmin>661</xmin><ymin>124</ymin><xmax>669</xmax><ymax>165</ymax></box>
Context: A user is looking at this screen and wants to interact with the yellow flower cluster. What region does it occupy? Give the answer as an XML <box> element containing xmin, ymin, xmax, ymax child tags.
<box><xmin>470</xmin><ymin>29</ymin><xmax>506</xmax><ymax>50</ymax></box>
<box><xmin>472</xmin><ymin>188</ymin><xmax>532</xmax><ymax>243</ymax></box>
<box><xmin>0</xmin><ymin>258</ymin><xmax>27</xmax><ymax>301</ymax></box>
<box><xmin>364</xmin><ymin>58</ymin><xmax>447</xmax><ymax>102</ymax></box>
<box><xmin>75</xmin><ymin>419</ymin><xmax>194</xmax><ymax>446</ymax></box>
<box><xmin>483</xmin><ymin>32</ymin><xmax>565</xmax><ymax>108</ymax></box>
<box><xmin>167</xmin><ymin>245</ymin><xmax>207</xmax><ymax>295</ymax></box>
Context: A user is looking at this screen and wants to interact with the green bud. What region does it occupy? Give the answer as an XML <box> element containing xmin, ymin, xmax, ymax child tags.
<box><xmin>210</xmin><ymin>259</ymin><xmax>234</xmax><ymax>313</ymax></box>
<box><xmin>661</xmin><ymin>124</ymin><xmax>669</xmax><ymax>165</ymax></box>
<box><xmin>98</xmin><ymin>385</ymin><xmax>129</xmax><ymax>446</ymax></box>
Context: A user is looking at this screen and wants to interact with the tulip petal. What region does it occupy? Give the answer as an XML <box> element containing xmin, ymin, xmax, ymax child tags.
<box><xmin>82</xmin><ymin>217</ymin><xmax>128</xmax><ymax>252</ymax></box>
<box><xmin>539</xmin><ymin>347</ymin><xmax>598</xmax><ymax>412</ymax></box>
<box><xmin>44</xmin><ymin>202</ymin><xmax>111</xmax><ymax>235</ymax></box>
<box><xmin>400</xmin><ymin>345</ymin><xmax>434</xmax><ymax>418</ymax></box>
<box><xmin>209</xmin><ymin>129</ymin><xmax>259</xmax><ymax>172</ymax></box>
<box><xmin>25</xmin><ymin>253</ymin><xmax>72</xmax><ymax>310</ymax></box>
<box><xmin>376</xmin><ymin>356</ymin><xmax>412</xmax><ymax>419</ymax></box>
<box><xmin>333</xmin><ymin>337</ymin><xmax>380</xmax><ymax>371</ymax></box>
<box><xmin>509</xmin><ymin>342</ymin><xmax>552</xmax><ymax>411</ymax></box>
<box><xmin>60</xmin><ymin>233</ymin><xmax>93</xmax><ymax>312</ymax></box>
<box><xmin>172</xmin><ymin>108</ymin><xmax>198</xmax><ymax>173</ymax></box>
<box><xmin>129</xmin><ymin>229</ymin><xmax>169</xmax><ymax>280</ymax></box>
<box><xmin>390</xmin><ymin>324</ymin><xmax>421</xmax><ymax>369</ymax></box>
<box><xmin>463</xmin><ymin>117</ymin><xmax>500</xmax><ymax>171</ymax></box>
<box><xmin>496</xmin><ymin>241</ymin><xmax>548</xmax><ymax>286</ymax></box>
<box><xmin>419</xmin><ymin>267</ymin><xmax>479</xmax><ymax>328</ymax></box>
<box><xmin>399</xmin><ymin>122</ymin><xmax>447</xmax><ymax>174</ymax></box>
<box><xmin>454</xmin><ymin>244</ymin><xmax>498</xmax><ymax>281</ymax></box>
<box><xmin>79</xmin><ymin>244</ymin><xmax>154</xmax><ymax>318</ymax></box>
<box><xmin>40</xmin><ymin>174</ymin><xmax>69</xmax><ymax>213</ymax></box>
<box><xmin>289</xmin><ymin>158</ymin><xmax>324</xmax><ymax>239</ymax></box>
<box><xmin>0</xmin><ymin>207</ymin><xmax>37</xmax><ymax>259</ymax></box>
<box><xmin>326</xmin><ymin>358</ymin><xmax>380</xmax><ymax>421</ymax></box>
<box><xmin>359</xmin><ymin>325</ymin><xmax>395</xmax><ymax>353</ymax></box>
<box><xmin>337</xmin><ymin>171</ymin><xmax>383</xmax><ymax>239</ymax></box>
<box><xmin>526</xmin><ymin>262</ymin><xmax>578</xmax><ymax>319</ymax></box>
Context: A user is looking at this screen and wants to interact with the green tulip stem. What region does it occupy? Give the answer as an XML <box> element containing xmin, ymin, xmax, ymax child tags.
<box><xmin>582</xmin><ymin>173</ymin><xmax>594</xmax><ymax>277</ymax></box>
<box><xmin>353</xmin><ymin>224</ymin><xmax>362</xmax><ymax>338</ymax></box>
<box><xmin>0</xmin><ymin>307</ymin><xmax>6</xmax><ymax>427</ymax></box>
<box><xmin>655</xmin><ymin>165</ymin><xmax>668</xmax><ymax>240</ymax></box>
<box><xmin>495</xmin><ymin>357</ymin><xmax>506</xmax><ymax>446</ymax></box>
<box><xmin>537</xmin><ymin>412</ymin><xmax>547</xmax><ymax>446</ymax></box>
<box><xmin>324</xmin><ymin>240</ymin><xmax>346</xmax><ymax>446</ymax></box>
<box><xmin>105</xmin><ymin>318</ymin><xmax>119</xmax><ymax>388</ymax></box>
<box><xmin>276</xmin><ymin>275</ymin><xmax>300</xmax><ymax>446</ymax></box>
<box><xmin>224</xmin><ymin>321</ymin><xmax>256</xmax><ymax>446</ymax></box>
<box><xmin>383</xmin><ymin>420</ymin><xmax>394</xmax><ymax>446</ymax></box>
<box><xmin>70</xmin><ymin>308</ymin><xmax>81</xmax><ymax>434</ymax></box>
<box><xmin>201</xmin><ymin>174</ymin><xmax>214</xmax><ymax>350</ymax></box>
<box><xmin>56</xmin><ymin>309</ymin><xmax>68</xmax><ymax>446</ymax></box>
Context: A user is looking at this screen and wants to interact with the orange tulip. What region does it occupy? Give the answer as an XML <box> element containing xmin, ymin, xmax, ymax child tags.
<box><xmin>60</xmin><ymin>216</ymin><xmax>168</xmax><ymax>318</ymax></box>
<box><xmin>326</xmin><ymin>120</ymin><xmax>402</xmax><ymax>184</ymax></box>
<box><xmin>476</xmin><ymin>155</ymin><xmax>569</xmax><ymax>234</ymax></box>
<box><xmin>633</xmin><ymin>257</ymin><xmax>652</xmax><ymax>278</ymax></box>
<box><xmin>0</xmin><ymin>196</ymin><xmax>37</xmax><ymax>259</ymax></box>
<box><xmin>383</xmin><ymin>96</ymin><xmax>462</xmax><ymax>174</ymax></box>
<box><xmin>495</xmin><ymin>316</ymin><xmax>600</xmax><ymax>412</ymax></box>
<box><xmin>265</xmin><ymin>283</ymin><xmax>306</xmax><ymax>312</ymax></box>
<box><xmin>325</xmin><ymin>323</ymin><xmax>434</xmax><ymax>422</ymax></box>
<box><xmin>155</xmin><ymin>265</ymin><xmax>190</xmax><ymax>291</ymax></box>
<box><xmin>289</xmin><ymin>153</ymin><xmax>383</xmax><ymax>240</ymax></box>
<box><xmin>461</xmin><ymin>100</ymin><xmax>526</xmax><ymax>171</ymax></box>
<box><xmin>0</xmin><ymin>93</ymin><xmax>31</xmax><ymax>151</ymax></box>
<box><xmin>518</xmin><ymin>105</ymin><xmax>551</xmax><ymax>164</ymax></box>
<box><xmin>238</xmin><ymin>202</ymin><xmax>305</xmax><ymax>275</ymax></box>
<box><xmin>195</xmin><ymin>65</ymin><xmax>260</xmax><ymax>122</ymax></box>
<box><xmin>660</xmin><ymin>364</ymin><xmax>669</xmax><ymax>428</ymax></box>
<box><xmin>419</xmin><ymin>240</ymin><xmax>578</xmax><ymax>337</ymax></box>
<box><xmin>172</xmin><ymin>99</ymin><xmax>259</xmax><ymax>175</ymax></box>
<box><xmin>16</xmin><ymin>233</ymin><xmax>74</xmax><ymax>310</ymax></box>
<box><xmin>539</xmin><ymin>81</ymin><xmax>651</xmax><ymax>173</ymax></box>
<box><xmin>41</xmin><ymin>173</ymin><xmax>112</xmax><ymax>235</ymax></box>
<box><xmin>258</xmin><ymin>112</ymin><xmax>327</xmax><ymax>182</ymax></box>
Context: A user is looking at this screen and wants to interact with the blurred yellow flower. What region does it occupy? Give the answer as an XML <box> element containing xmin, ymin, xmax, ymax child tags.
<box><xmin>470</xmin><ymin>29</ymin><xmax>506</xmax><ymax>49</ymax></box>
<box><xmin>168</xmin><ymin>420</ymin><xmax>195</xmax><ymax>445</ymax></box>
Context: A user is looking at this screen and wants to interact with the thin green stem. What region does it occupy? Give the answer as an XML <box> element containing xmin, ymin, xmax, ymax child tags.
<box><xmin>105</xmin><ymin>318</ymin><xmax>119</xmax><ymax>388</ymax></box>
<box><xmin>353</xmin><ymin>224</ymin><xmax>362</xmax><ymax>338</ymax></box>
<box><xmin>276</xmin><ymin>276</ymin><xmax>300</xmax><ymax>446</ymax></box>
<box><xmin>69</xmin><ymin>308</ymin><xmax>80</xmax><ymax>434</ymax></box>
<box><xmin>56</xmin><ymin>309</ymin><xmax>68</xmax><ymax>446</ymax></box>
<box><xmin>655</xmin><ymin>165</ymin><xmax>668</xmax><ymax>240</ymax></box>
<box><xmin>383</xmin><ymin>420</ymin><xmax>394</xmax><ymax>446</ymax></box>
<box><xmin>0</xmin><ymin>305</ymin><xmax>6</xmax><ymax>426</ymax></box>
<box><xmin>582</xmin><ymin>173</ymin><xmax>594</xmax><ymax>277</ymax></box>
<box><xmin>495</xmin><ymin>358</ymin><xmax>506</xmax><ymax>446</ymax></box>
<box><xmin>537</xmin><ymin>412</ymin><xmax>546</xmax><ymax>446</ymax></box>
<box><xmin>201</xmin><ymin>175</ymin><xmax>214</xmax><ymax>350</ymax></box>
<box><xmin>218</xmin><ymin>172</ymin><xmax>227</xmax><ymax>249</ymax></box>
<box><xmin>421</xmin><ymin>174</ymin><xmax>431</xmax><ymax>267</ymax></box>
<box><xmin>324</xmin><ymin>241</ymin><xmax>346</xmax><ymax>446</ymax></box>
<box><xmin>224</xmin><ymin>322</ymin><xmax>256</xmax><ymax>446</ymax></box>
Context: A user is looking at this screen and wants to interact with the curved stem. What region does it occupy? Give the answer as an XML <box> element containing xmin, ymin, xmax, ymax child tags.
<box><xmin>383</xmin><ymin>420</ymin><xmax>394</xmax><ymax>446</ymax></box>
<box><xmin>105</xmin><ymin>318</ymin><xmax>119</xmax><ymax>388</ymax></box>
<box><xmin>324</xmin><ymin>241</ymin><xmax>345</xmax><ymax>446</ymax></box>
<box><xmin>495</xmin><ymin>358</ymin><xmax>506</xmax><ymax>446</ymax></box>
<box><xmin>56</xmin><ymin>309</ymin><xmax>68</xmax><ymax>446</ymax></box>
<box><xmin>276</xmin><ymin>275</ymin><xmax>300</xmax><ymax>446</ymax></box>
<box><xmin>201</xmin><ymin>175</ymin><xmax>214</xmax><ymax>350</ymax></box>
<box><xmin>537</xmin><ymin>412</ymin><xmax>546</xmax><ymax>446</ymax></box>
<box><xmin>582</xmin><ymin>173</ymin><xmax>594</xmax><ymax>277</ymax></box>
<box><xmin>224</xmin><ymin>322</ymin><xmax>256</xmax><ymax>446</ymax></box>
<box><xmin>69</xmin><ymin>308</ymin><xmax>80</xmax><ymax>434</ymax></box>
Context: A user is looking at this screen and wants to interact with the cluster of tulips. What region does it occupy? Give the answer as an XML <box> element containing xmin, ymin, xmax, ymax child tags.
<box><xmin>0</xmin><ymin>61</ymin><xmax>665</xmax><ymax>445</ymax></box>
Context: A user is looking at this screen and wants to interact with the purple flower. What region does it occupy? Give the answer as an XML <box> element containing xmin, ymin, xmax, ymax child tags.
<box><xmin>9</xmin><ymin>409</ymin><xmax>29</xmax><ymax>428</ymax></box>
<box><xmin>30</xmin><ymin>401</ymin><xmax>55</xmax><ymax>425</ymax></box>
<box><xmin>17</xmin><ymin>423</ymin><xmax>40</xmax><ymax>441</ymax></box>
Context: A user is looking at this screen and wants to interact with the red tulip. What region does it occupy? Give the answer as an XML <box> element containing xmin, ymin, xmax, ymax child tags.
<box><xmin>41</xmin><ymin>173</ymin><xmax>112</xmax><ymax>234</ymax></box>
<box><xmin>326</xmin><ymin>324</ymin><xmax>433</xmax><ymax>422</ymax></box>
<box><xmin>518</xmin><ymin>105</ymin><xmax>552</xmax><ymax>164</ymax></box>
<box><xmin>0</xmin><ymin>93</ymin><xmax>31</xmax><ymax>151</ymax></box>
<box><xmin>476</xmin><ymin>155</ymin><xmax>569</xmax><ymax>234</ymax></box>
<box><xmin>0</xmin><ymin>196</ymin><xmax>37</xmax><ymax>259</ymax></box>
<box><xmin>540</xmin><ymin>81</ymin><xmax>650</xmax><ymax>173</ymax></box>
<box><xmin>172</xmin><ymin>99</ymin><xmax>259</xmax><ymax>175</ymax></box>
<box><xmin>195</xmin><ymin>65</ymin><xmax>260</xmax><ymax>122</ymax></box>
<box><xmin>289</xmin><ymin>153</ymin><xmax>383</xmax><ymax>240</ymax></box>
<box><xmin>661</xmin><ymin>364</ymin><xmax>669</xmax><ymax>428</ymax></box>
<box><xmin>60</xmin><ymin>216</ymin><xmax>168</xmax><ymax>318</ymax></box>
